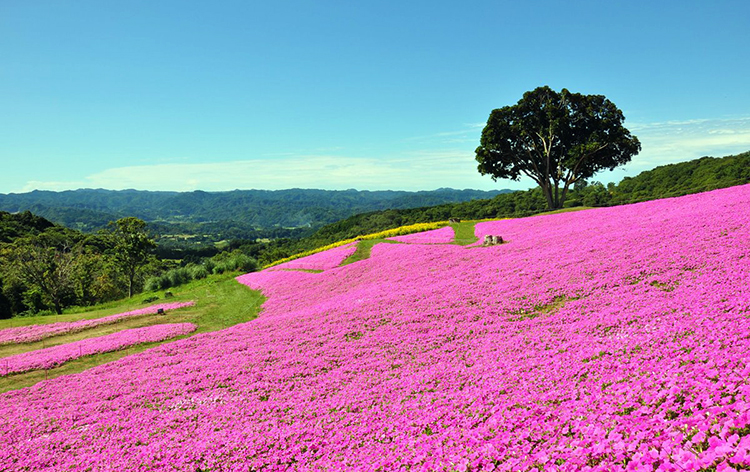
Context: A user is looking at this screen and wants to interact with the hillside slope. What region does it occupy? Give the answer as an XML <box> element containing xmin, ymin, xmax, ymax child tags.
<box><xmin>296</xmin><ymin>150</ymin><xmax>750</xmax><ymax>246</ymax></box>
<box><xmin>2</xmin><ymin>185</ymin><xmax>750</xmax><ymax>470</ymax></box>
<box><xmin>0</xmin><ymin>210</ymin><xmax>55</xmax><ymax>243</ymax></box>
<box><xmin>247</xmin><ymin>150</ymin><xmax>750</xmax><ymax>265</ymax></box>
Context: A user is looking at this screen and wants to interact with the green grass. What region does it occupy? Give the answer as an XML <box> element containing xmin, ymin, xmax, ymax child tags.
<box><xmin>450</xmin><ymin>221</ymin><xmax>479</xmax><ymax>246</ymax></box>
<box><xmin>341</xmin><ymin>238</ymin><xmax>400</xmax><ymax>265</ymax></box>
<box><xmin>340</xmin><ymin>222</ymin><xmax>483</xmax><ymax>266</ymax></box>
<box><xmin>0</xmin><ymin>273</ymin><xmax>265</xmax><ymax>393</ymax></box>
<box><xmin>450</xmin><ymin>209</ymin><xmax>594</xmax><ymax>247</ymax></box>
<box><xmin>0</xmin><ymin>296</ymin><xmax>167</xmax><ymax>330</ymax></box>
<box><xmin>537</xmin><ymin>206</ymin><xmax>594</xmax><ymax>215</ymax></box>
<box><xmin>340</xmin><ymin>222</ymin><xmax>479</xmax><ymax>265</ymax></box>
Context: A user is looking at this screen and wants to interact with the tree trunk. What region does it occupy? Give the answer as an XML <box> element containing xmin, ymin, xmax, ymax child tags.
<box><xmin>53</xmin><ymin>299</ymin><xmax>62</xmax><ymax>315</ymax></box>
<box><xmin>559</xmin><ymin>182</ymin><xmax>572</xmax><ymax>209</ymax></box>
<box><xmin>541</xmin><ymin>183</ymin><xmax>555</xmax><ymax>210</ymax></box>
<box><xmin>554</xmin><ymin>184</ymin><xmax>560</xmax><ymax>209</ymax></box>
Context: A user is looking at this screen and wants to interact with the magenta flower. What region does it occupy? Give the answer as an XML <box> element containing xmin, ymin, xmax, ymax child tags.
<box><xmin>268</xmin><ymin>242</ymin><xmax>357</xmax><ymax>271</ymax></box>
<box><xmin>1</xmin><ymin>323</ymin><xmax>197</xmax><ymax>375</ymax></box>
<box><xmin>1</xmin><ymin>185</ymin><xmax>750</xmax><ymax>471</ymax></box>
<box><xmin>0</xmin><ymin>301</ymin><xmax>195</xmax><ymax>345</ymax></box>
<box><xmin>387</xmin><ymin>226</ymin><xmax>455</xmax><ymax>244</ymax></box>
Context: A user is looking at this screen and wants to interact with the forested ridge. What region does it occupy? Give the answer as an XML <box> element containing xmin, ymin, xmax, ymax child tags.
<box><xmin>0</xmin><ymin>188</ymin><xmax>507</xmax><ymax>234</ymax></box>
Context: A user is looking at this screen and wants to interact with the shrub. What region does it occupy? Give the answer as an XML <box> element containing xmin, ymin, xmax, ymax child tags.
<box><xmin>189</xmin><ymin>265</ymin><xmax>210</xmax><ymax>280</ymax></box>
<box><xmin>233</xmin><ymin>254</ymin><xmax>260</xmax><ymax>273</ymax></box>
<box><xmin>166</xmin><ymin>267</ymin><xmax>191</xmax><ymax>287</ymax></box>
<box><xmin>144</xmin><ymin>276</ymin><xmax>162</xmax><ymax>292</ymax></box>
<box><xmin>212</xmin><ymin>261</ymin><xmax>230</xmax><ymax>275</ymax></box>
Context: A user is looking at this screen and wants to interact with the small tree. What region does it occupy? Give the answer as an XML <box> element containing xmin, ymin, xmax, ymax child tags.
<box><xmin>476</xmin><ymin>86</ymin><xmax>641</xmax><ymax>209</ymax></box>
<box><xmin>108</xmin><ymin>217</ymin><xmax>156</xmax><ymax>298</ymax></box>
<box><xmin>7</xmin><ymin>236</ymin><xmax>79</xmax><ymax>314</ymax></box>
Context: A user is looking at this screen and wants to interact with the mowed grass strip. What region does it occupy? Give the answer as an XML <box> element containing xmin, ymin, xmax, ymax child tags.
<box><xmin>342</xmin><ymin>223</ymin><xmax>477</xmax><ymax>265</ymax></box>
<box><xmin>450</xmin><ymin>221</ymin><xmax>479</xmax><ymax>246</ymax></box>
<box><xmin>0</xmin><ymin>312</ymin><xmax>194</xmax><ymax>358</ymax></box>
<box><xmin>341</xmin><ymin>239</ymin><xmax>400</xmax><ymax>266</ymax></box>
<box><xmin>450</xmin><ymin>209</ymin><xmax>595</xmax><ymax>247</ymax></box>
<box><xmin>0</xmin><ymin>273</ymin><xmax>264</xmax><ymax>393</ymax></box>
<box><xmin>0</xmin><ymin>296</ymin><xmax>169</xmax><ymax>331</ymax></box>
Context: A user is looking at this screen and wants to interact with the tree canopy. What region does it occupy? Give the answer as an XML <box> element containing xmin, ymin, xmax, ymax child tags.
<box><xmin>107</xmin><ymin>217</ymin><xmax>156</xmax><ymax>298</ymax></box>
<box><xmin>475</xmin><ymin>86</ymin><xmax>641</xmax><ymax>209</ymax></box>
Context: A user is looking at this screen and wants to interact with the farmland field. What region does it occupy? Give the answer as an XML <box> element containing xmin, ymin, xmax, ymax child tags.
<box><xmin>2</xmin><ymin>185</ymin><xmax>750</xmax><ymax>471</ymax></box>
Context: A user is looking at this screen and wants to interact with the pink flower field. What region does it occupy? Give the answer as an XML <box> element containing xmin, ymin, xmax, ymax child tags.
<box><xmin>0</xmin><ymin>301</ymin><xmax>195</xmax><ymax>345</ymax></box>
<box><xmin>268</xmin><ymin>242</ymin><xmax>357</xmax><ymax>271</ymax></box>
<box><xmin>1</xmin><ymin>185</ymin><xmax>750</xmax><ymax>471</ymax></box>
<box><xmin>1</xmin><ymin>323</ymin><xmax>197</xmax><ymax>376</ymax></box>
<box><xmin>387</xmin><ymin>225</ymin><xmax>455</xmax><ymax>244</ymax></box>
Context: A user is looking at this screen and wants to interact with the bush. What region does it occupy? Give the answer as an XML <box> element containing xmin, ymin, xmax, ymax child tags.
<box><xmin>189</xmin><ymin>265</ymin><xmax>210</xmax><ymax>280</ymax></box>
<box><xmin>144</xmin><ymin>276</ymin><xmax>163</xmax><ymax>292</ymax></box>
<box><xmin>166</xmin><ymin>267</ymin><xmax>191</xmax><ymax>287</ymax></box>
<box><xmin>233</xmin><ymin>254</ymin><xmax>260</xmax><ymax>273</ymax></box>
<box><xmin>143</xmin><ymin>255</ymin><xmax>260</xmax><ymax>292</ymax></box>
<box><xmin>212</xmin><ymin>261</ymin><xmax>230</xmax><ymax>275</ymax></box>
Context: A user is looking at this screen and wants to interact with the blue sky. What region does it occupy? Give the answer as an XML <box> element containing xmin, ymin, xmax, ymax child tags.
<box><xmin>1</xmin><ymin>0</ymin><xmax>749</xmax><ymax>193</ymax></box>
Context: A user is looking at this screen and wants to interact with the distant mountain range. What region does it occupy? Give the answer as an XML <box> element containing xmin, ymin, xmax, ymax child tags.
<box><xmin>0</xmin><ymin>188</ymin><xmax>511</xmax><ymax>237</ymax></box>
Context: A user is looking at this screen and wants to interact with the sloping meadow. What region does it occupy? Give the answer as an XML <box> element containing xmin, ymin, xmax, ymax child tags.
<box><xmin>2</xmin><ymin>185</ymin><xmax>750</xmax><ymax>471</ymax></box>
<box><xmin>0</xmin><ymin>301</ymin><xmax>195</xmax><ymax>345</ymax></box>
<box><xmin>1</xmin><ymin>323</ymin><xmax>197</xmax><ymax>375</ymax></box>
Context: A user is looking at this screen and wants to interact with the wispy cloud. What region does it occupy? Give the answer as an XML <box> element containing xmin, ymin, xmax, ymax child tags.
<box><xmin>15</xmin><ymin>152</ymin><xmax>514</xmax><ymax>193</ymax></box>
<box><xmin>404</xmin><ymin>123</ymin><xmax>485</xmax><ymax>145</ymax></box>
<box><xmin>624</xmin><ymin>116</ymin><xmax>750</xmax><ymax>171</ymax></box>
<box><xmin>14</xmin><ymin>117</ymin><xmax>750</xmax><ymax>194</ymax></box>
<box><xmin>590</xmin><ymin>116</ymin><xmax>750</xmax><ymax>185</ymax></box>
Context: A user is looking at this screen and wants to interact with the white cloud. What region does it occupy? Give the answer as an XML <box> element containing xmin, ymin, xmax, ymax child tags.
<box><xmin>14</xmin><ymin>117</ymin><xmax>749</xmax><ymax>193</ymax></box>
<box><xmin>623</xmin><ymin>116</ymin><xmax>750</xmax><ymax>172</ymax></box>
<box><xmin>404</xmin><ymin>123</ymin><xmax>485</xmax><ymax>145</ymax></box>
<box><xmin>15</xmin><ymin>152</ymin><xmax>521</xmax><ymax>193</ymax></box>
<box><xmin>17</xmin><ymin>180</ymin><xmax>88</xmax><ymax>193</ymax></box>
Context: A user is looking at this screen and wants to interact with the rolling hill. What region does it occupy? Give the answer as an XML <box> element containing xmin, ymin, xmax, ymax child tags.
<box><xmin>2</xmin><ymin>184</ymin><xmax>749</xmax><ymax>470</ymax></box>
<box><xmin>0</xmin><ymin>188</ymin><xmax>509</xmax><ymax>232</ymax></box>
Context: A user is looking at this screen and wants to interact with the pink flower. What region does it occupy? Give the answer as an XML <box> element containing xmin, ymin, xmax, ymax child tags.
<box><xmin>2</xmin><ymin>185</ymin><xmax>750</xmax><ymax>470</ymax></box>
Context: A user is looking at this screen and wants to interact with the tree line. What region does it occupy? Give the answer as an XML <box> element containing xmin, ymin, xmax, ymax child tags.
<box><xmin>0</xmin><ymin>216</ymin><xmax>152</xmax><ymax>318</ymax></box>
<box><xmin>0</xmin><ymin>213</ymin><xmax>263</xmax><ymax>319</ymax></box>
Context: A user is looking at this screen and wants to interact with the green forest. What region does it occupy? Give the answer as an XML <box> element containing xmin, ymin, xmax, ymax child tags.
<box><xmin>0</xmin><ymin>214</ymin><xmax>257</xmax><ymax>319</ymax></box>
<box><xmin>1</xmin><ymin>150</ymin><xmax>748</xmax><ymax>319</ymax></box>
<box><xmin>0</xmin><ymin>188</ymin><xmax>506</xmax><ymax>241</ymax></box>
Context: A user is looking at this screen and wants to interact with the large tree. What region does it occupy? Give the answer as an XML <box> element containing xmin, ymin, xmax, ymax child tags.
<box><xmin>108</xmin><ymin>217</ymin><xmax>156</xmax><ymax>298</ymax></box>
<box><xmin>6</xmin><ymin>234</ymin><xmax>80</xmax><ymax>314</ymax></box>
<box><xmin>475</xmin><ymin>86</ymin><xmax>641</xmax><ymax>209</ymax></box>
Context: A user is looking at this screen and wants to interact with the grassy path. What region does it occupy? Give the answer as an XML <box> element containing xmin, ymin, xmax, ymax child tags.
<box><xmin>341</xmin><ymin>238</ymin><xmax>400</xmax><ymax>265</ymax></box>
<box><xmin>341</xmin><ymin>222</ymin><xmax>480</xmax><ymax>266</ymax></box>
<box><xmin>0</xmin><ymin>273</ymin><xmax>264</xmax><ymax>393</ymax></box>
<box><xmin>450</xmin><ymin>221</ymin><xmax>479</xmax><ymax>246</ymax></box>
